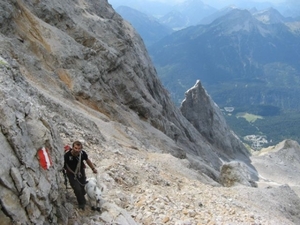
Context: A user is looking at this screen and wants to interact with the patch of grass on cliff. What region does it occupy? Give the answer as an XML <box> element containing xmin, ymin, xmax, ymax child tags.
<box><xmin>0</xmin><ymin>57</ymin><xmax>9</xmax><ymax>68</ymax></box>
<box><xmin>236</xmin><ymin>113</ymin><xmax>263</xmax><ymax>123</ymax></box>
<box><xmin>0</xmin><ymin>60</ymin><xmax>7</xmax><ymax>66</ymax></box>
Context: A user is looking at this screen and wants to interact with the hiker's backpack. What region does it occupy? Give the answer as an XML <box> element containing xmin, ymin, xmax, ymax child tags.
<box><xmin>64</xmin><ymin>145</ymin><xmax>71</xmax><ymax>153</ymax></box>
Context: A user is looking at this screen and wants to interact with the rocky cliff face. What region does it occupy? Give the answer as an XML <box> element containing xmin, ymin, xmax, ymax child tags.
<box><xmin>181</xmin><ymin>80</ymin><xmax>249</xmax><ymax>160</ymax></box>
<box><xmin>1</xmin><ymin>1</ymin><xmax>300</xmax><ymax>224</ymax></box>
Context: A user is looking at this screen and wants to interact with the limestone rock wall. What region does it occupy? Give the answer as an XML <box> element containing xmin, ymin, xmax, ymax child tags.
<box><xmin>0</xmin><ymin>57</ymin><xmax>68</xmax><ymax>224</ymax></box>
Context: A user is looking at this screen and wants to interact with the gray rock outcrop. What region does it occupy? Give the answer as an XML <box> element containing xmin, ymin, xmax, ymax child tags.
<box><xmin>252</xmin><ymin>139</ymin><xmax>300</xmax><ymax>195</ymax></box>
<box><xmin>181</xmin><ymin>80</ymin><xmax>258</xmax><ymax>185</ymax></box>
<box><xmin>219</xmin><ymin>161</ymin><xmax>258</xmax><ymax>187</ymax></box>
<box><xmin>181</xmin><ymin>80</ymin><xmax>249</xmax><ymax>160</ymax></box>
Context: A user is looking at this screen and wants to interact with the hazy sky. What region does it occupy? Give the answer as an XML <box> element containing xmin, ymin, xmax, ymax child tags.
<box><xmin>109</xmin><ymin>0</ymin><xmax>299</xmax><ymax>16</ymax></box>
<box><xmin>203</xmin><ymin>0</ymin><xmax>286</xmax><ymax>8</ymax></box>
<box><xmin>203</xmin><ymin>0</ymin><xmax>286</xmax><ymax>5</ymax></box>
<box><xmin>152</xmin><ymin>0</ymin><xmax>285</xmax><ymax>3</ymax></box>
<box><xmin>146</xmin><ymin>0</ymin><xmax>288</xmax><ymax>8</ymax></box>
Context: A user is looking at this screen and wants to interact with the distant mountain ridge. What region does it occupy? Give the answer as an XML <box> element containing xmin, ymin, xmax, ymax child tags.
<box><xmin>111</xmin><ymin>0</ymin><xmax>217</xmax><ymax>30</ymax></box>
<box><xmin>199</xmin><ymin>5</ymin><xmax>238</xmax><ymax>24</ymax></box>
<box><xmin>253</xmin><ymin>7</ymin><xmax>298</xmax><ymax>24</ymax></box>
<box><xmin>165</xmin><ymin>0</ymin><xmax>217</xmax><ymax>28</ymax></box>
<box><xmin>148</xmin><ymin>7</ymin><xmax>300</xmax><ymax>145</ymax></box>
<box><xmin>116</xmin><ymin>6</ymin><xmax>173</xmax><ymax>47</ymax></box>
<box><xmin>149</xmin><ymin>7</ymin><xmax>300</xmax><ymax>103</ymax></box>
<box><xmin>112</xmin><ymin>1</ymin><xmax>300</xmax><ymax>46</ymax></box>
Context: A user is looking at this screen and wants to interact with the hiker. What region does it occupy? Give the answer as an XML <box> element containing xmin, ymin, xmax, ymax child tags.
<box><xmin>64</xmin><ymin>140</ymin><xmax>97</xmax><ymax>210</ymax></box>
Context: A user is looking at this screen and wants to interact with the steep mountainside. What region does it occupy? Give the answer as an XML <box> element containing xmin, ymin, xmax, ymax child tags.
<box><xmin>1</xmin><ymin>1</ymin><xmax>300</xmax><ymax>224</ymax></box>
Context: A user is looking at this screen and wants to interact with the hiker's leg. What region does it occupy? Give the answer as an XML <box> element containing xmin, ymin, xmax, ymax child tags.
<box><xmin>67</xmin><ymin>175</ymin><xmax>86</xmax><ymax>207</ymax></box>
<box><xmin>79</xmin><ymin>169</ymin><xmax>87</xmax><ymax>195</ymax></box>
<box><xmin>77</xmin><ymin>175</ymin><xmax>87</xmax><ymax>199</ymax></box>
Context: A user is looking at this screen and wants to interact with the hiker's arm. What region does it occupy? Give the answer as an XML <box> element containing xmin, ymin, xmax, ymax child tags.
<box><xmin>86</xmin><ymin>158</ymin><xmax>97</xmax><ymax>173</ymax></box>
